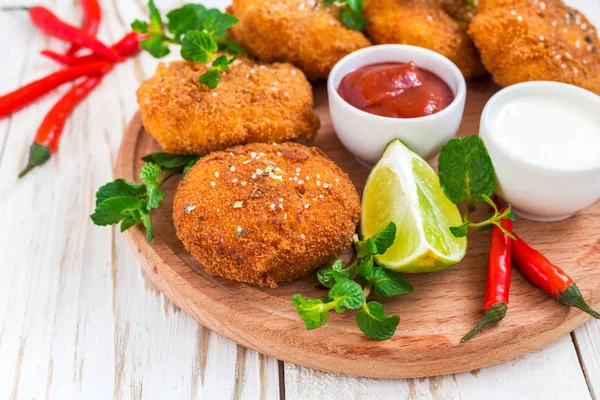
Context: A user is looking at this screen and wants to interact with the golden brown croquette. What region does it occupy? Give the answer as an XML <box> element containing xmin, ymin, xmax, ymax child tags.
<box><xmin>137</xmin><ymin>59</ymin><xmax>320</xmax><ymax>155</ymax></box>
<box><xmin>364</xmin><ymin>0</ymin><xmax>486</xmax><ymax>80</ymax></box>
<box><xmin>173</xmin><ymin>142</ymin><xmax>361</xmax><ymax>287</ymax></box>
<box><xmin>470</xmin><ymin>0</ymin><xmax>600</xmax><ymax>94</ymax></box>
<box><xmin>226</xmin><ymin>0</ymin><xmax>372</xmax><ymax>80</ymax></box>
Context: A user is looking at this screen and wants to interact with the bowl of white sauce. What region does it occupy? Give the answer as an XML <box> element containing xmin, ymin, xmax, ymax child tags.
<box><xmin>480</xmin><ymin>81</ymin><xmax>600</xmax><ymax>222</ymax></box>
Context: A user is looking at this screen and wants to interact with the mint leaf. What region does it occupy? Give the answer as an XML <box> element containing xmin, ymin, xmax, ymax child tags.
<box><xmin>347</xmin><ymin>0</ymin><xmax>364</xmax><ymax>12</ymax></box>
<box><xmin>355</xmin><ymin>237</ymin><xmax>377</xmax><ymax>257</ymax></box>
<box><xmin>372</xmin><ymin>222</ymin><xmax>396</xmax><ymax>255</ymax></box>
<box><xmin>212</xmin><ymin>54</ymin><xmax>231</xmax><ymax>71</ymax></box>
<box><xmin>140</xmin><ymin>163</ymin><xmax>166</xmax><ymax>211</ymax></box>
<box><xmin>199</xmin><ymin>69</ymin><xmax>221</xmax><ymax>89</ymax></box>
<box><xmin>340</xmin><ymin>6</ymin><xmax>366</xmax><ymax>31</ymax></box>
<box><xmin>329</xmin><ymin>280</ymin><xmax>364</xmax><ymax>312</ymax></box>
<box><xmin>438</xmin><ymin>136</ymin><xmax>495</xmax><ymax>207</ymax></box>
<box><xmin>224</xmin><ymin>40</ymin><xmax>244</xmax><ymax>55</ymax></box>
<box><xmin>139</xmin><ymin>208</ymin><xmax>155</xmax><ymax>242</ymax></box>
<box><xmin>181</xmin><ymin>31</ymin><xmax>218</xmax><ymax>63</ymax></box>
<box><xmin>95</xmin><ymin>179</ymin><xmax>145</xmax><ymax>207</ymax></box>
<box><xmin>182</xmin><ymin>157</ymin><xmax>201</xmax><ymax>177</ymax></box>
<box><xmin>147</xmin><ymin>0</ymin><xmax>163</xmax><ymax>32</ymax></box>
<box><xmin>356</xmin><ymin>302</ymin><xmax>400</xmax><ymax>340</ymax></box>
<box><xmin>203</xmin><ymin>12</ymin><xmax>238</xmax><ymax>37</ymax></box>
<box><xmin>131</xmin><ymin>20</ymin><xmax>148</xmax><ymax>33</ymax></box>
<box><xmin>358</xmin><ymin>254</ymin><xmax>373</xmax><ymax>277</ymax></box>
<box><xmin>140</xmin><ymin>36</ymin><xmax>170</xmax><ymax>58</ymax></box>
<box><xmin>450</xmin><ymin>222</ymin><xmax>470</xmax><ymax>237</ymax></box>
<box><xmin>317</xmin><ymin>267</ymin><xmax>336</xmax><ymax>289</ymax></box>
<box><xmin>91</xmin><ymin>196</ymin><xmax>143</xmax><ymax>226</ymax></box>
<box><xmin>365</xmin><ymin>267</ymin><xmax>413</xmax><ymax>298</ymax></box>
<box><xmin>292</xmin><ymin>295</ymin><xmax>329</xmax><ymax>330</ymax></box>
<box><xmin>166</xmin><ymin>4</ymin><xmax>206</xmax><ymax>41</ymax></box>
<box><xmin>120</xmin><ymin>216</ymin><xmax>139</xmax><ymax>232</ymax></box>
<box><xmin>323</xmin><ymin>0</ymin><xmax>336</xmax><ymax>5</ymax></box>
<box><xmin>141</xmin><ymin>152</ymin><xmax>197</xmax><ymax>170</ymax></box>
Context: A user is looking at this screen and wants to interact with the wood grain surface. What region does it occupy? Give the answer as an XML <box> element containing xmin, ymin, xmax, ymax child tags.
<box><xmin>116</xmin><ymin>83</ymin><xmax>600</xmax><ymax>379</ymax></box>
<box><xmin>1</xmin><ymin>0</ymin><xmax>600</xmax><ymax>398</ymax></box>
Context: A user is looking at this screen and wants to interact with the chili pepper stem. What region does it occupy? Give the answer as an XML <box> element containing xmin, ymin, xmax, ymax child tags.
<box><xmin>19</xmin><ymin>143</ymin><xmax>51</xmax><ymax>178</ymax></box>
<box><xmin>557</xmin><ymin>283</ymin><xmax>600</xmax><ymax>319</ymax></box>
<box><xmin>462</xmin><ymin>302</ymin><xmax>508</xmax><ymax>342</ymax></box>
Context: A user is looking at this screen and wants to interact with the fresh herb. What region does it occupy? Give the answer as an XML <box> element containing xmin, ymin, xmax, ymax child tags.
<box><xmin>90</xmin><ymin>153</ymin><xmax>200</xmax><ymax>242</ymax></box>
<box><xmin>132</xmin><ymin>1</ymin><xmax>243</xmax><ymax>89</ymax></box>
<box><xmin>322</xmin><ymin>0</ymin><xmax>366</xmax><ymax>31</ymax></box>
<box><xmin>438</xmin><ymin>136</ymin><xmax>515</xmax><ymax>239</ymax></box>
<box><xmin>293</xmin><ymin>222</ymin><xmax>413</xmax><ymax>340</ymax></box>
<box><xmin>465</xmin><ymin>0</ymin><xmax>477</xmax><ymax>8</ymax></box>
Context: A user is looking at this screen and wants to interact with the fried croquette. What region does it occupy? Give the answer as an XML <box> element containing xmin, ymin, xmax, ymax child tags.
<box><xmin>226</xmin><ymin>0</ymin><xmax>371</xmax><ymax>80</ymax></box>
<box><xmin>363</xmin><ymin>0</ymin><xmax>486</xmax><ymax>79</ymax></box>
<box><xmin>173</xmin><ymin>142</ymin><xmax>361</xmax><ymax>287</ymax></box>
<box><xmin>137</xmin><ymin>59</ymin><xmax>320</xmax><ymax>155</ymax></box>
<box><xmin>470</xmin><ymin>0</ymin><xmax>600</xmax><ymax>94</ymax></box>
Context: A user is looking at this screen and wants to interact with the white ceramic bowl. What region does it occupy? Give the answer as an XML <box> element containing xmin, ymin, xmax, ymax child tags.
<box><xmin>327</xmin><ymin>44</ymin><xmax>466</xmax><ymax>165</ymax></box>
<box><xmin>480</xmin><ymin>81</ymin><xmax>600</xmax><ymax>222</ymax></box>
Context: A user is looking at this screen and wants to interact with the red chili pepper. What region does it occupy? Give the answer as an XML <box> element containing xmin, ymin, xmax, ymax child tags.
<box><xmin>512</xmin><ymin>234</ymin><xmax>600</xmax><ymax>319</ymax></box>
<box><xmin>41</xmin><ymin>32</ymin><xmax>148</xmax><ymax>66</ymax></box>
<box><xmin>462</xmin><ymin>208</ymin><xmax>513</xmax><ymax>342</ymax></box>
<box><xmin>3</xmin><ymin>6</ymin><xmax>122</xmax><ymax>62</ymax></box>
<box><xmin>19</xmin><ymin>72</ymin><xmax>109</xmax><ymax>177</ymax></box>
<box><xmin>65</xmin><ymin>0</ymin><xmax>102</xmax><ymax>56</ymax></box>
<box><xmin>0</xmin><ymin>61</ymin><xmax>113</xmax><ymax>119</ymax></box>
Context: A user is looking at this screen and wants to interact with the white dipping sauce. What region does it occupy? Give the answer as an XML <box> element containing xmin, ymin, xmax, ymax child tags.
<box><xmin>495</xmin><ymin>93</ymin><xmax>600</xmax><ymax>169</ymax></box>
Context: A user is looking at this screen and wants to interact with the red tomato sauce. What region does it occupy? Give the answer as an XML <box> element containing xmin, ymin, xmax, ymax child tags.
<box><xmin>337</xmin><ymin>62</ymin><xmax>454</xmax><ymax>119</ymax></box>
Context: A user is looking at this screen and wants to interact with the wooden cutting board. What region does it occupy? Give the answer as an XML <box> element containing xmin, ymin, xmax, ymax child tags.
<box><xmin>115</xmin><ymin>83</ymin><xmax>600</xmax><ymax>378</ymax></box>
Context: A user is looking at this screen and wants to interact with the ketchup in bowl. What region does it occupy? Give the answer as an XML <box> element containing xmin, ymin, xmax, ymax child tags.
<box><xmin>337</xmin><ymin>62</ymin><xmax>454</xmax><ymax>119</ymax></box>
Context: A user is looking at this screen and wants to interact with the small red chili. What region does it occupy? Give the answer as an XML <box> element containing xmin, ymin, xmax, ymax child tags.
<box><xmin>512</xmin><ymin>234</ymin><xmax>600</xmax><ymax>319</ymax></box>
<box><xmin>41</xmin><ymin>32</ymin><xmax>148</xmax><ymax>66</ymax></box>
<box><xmin>65</xmin><ymin>0</ymin><xmax>102</xmax><ymax>56</ymax></box>
<box><xmin>3</xmin><ymin>6</ymin><xmax>122</xmax><ymax>62</ymax></box>
<box><xmin>462</xmin><ymin>208</ymin><xmax>513</xmax><ymax>342</ymax></box>
<box><xmin>19</xmin><ymin>71</ymin><xmax>110</xmax><ymax>177</ymax></box>
<box><xmin>0</xmin><ymin>61</ymin><xmax>113</xmax><ymax>119</ymax></box>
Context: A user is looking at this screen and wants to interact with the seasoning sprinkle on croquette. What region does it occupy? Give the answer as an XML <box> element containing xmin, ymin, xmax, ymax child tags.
<box><xmin>137</xmin><ymin>58</ymin><xmax>320</xmax><ymax>155</ymax></box>
<box><xmin>173</xmin><ymin>142</ymin><xmax>361</xmax><ymax>287</ymax></box>
<box><xmin>470</xmin><ymin>0</ymin><xmax>600</xmax><ymax>94</ymax></box>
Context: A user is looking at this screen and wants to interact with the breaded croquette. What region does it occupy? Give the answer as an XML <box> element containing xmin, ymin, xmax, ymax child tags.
<box><xmin>364</xmin><ymin>0</ymin><xmax>486</xmax><ymax>80</ymax></box>
<box><xmin>226</xmin><ymin>0</ymin><xmax>371</xmax><ymax>80</ymax></box>
<box><xmin>173</xmin><ymin>142</ymin><xmax>361</xmax><ymax>287</ymax></box>
<box><xmin>470</xmin><ymin>0</ymin><xmax>600</xmax><ymax>94</ymax></box>
<box><xmin>137</xmin><ymin>59</ymin><xmax>320</xmax><ymax>155</ymax></box>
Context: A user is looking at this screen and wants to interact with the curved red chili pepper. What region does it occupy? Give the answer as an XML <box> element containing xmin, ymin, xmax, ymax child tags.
<box><xmin>19</xmin><ymin>71</ymin><xmax>110</xmax><ymax>177</ymax></box>
<box><xmin>0</xmin><ymin>61</ymin><xmax>113</xmax><ymax>119</ymax></box>
<box><xmin>3</xmin><ymin>6</ymin><xmax>121</xmax><ymax>62</ymax></box>
<box><xmin>42</xmin><ymin>32</ymin><xmax>148</xmax><ymax>66</ymax></box>
<box><xmin>66</xmin><ymin>0</ymin><xmax>102</xmax><ymax>56</ymax></box>
<box><xmin>462</xmin><ymin>208</ymin><xmax>513</xmax><ymax>342</ymax></box>
<box><xmin>512</xmin><ymin>234</ymin><xmax>600</xmax><ymax>319</ymax></box>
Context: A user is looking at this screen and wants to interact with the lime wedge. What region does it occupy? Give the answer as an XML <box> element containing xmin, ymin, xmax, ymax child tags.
<box><xmin>360</xmin><ymin>139</ymin><xmax>467</xmax><ymax>272</ymax></box>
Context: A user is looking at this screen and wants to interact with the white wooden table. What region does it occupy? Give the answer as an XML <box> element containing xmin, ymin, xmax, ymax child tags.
<box><xmin>1</xmin><ymin>0</ymin><xmax>599</xmax><ymax>398</ymax></box>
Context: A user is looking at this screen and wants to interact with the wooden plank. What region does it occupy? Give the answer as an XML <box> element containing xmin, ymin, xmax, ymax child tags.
<box><xmin>574</xmin><ymin>322</ymin><xmax>600</xmax><ymax>399</ymax></box>
<box><xmin>0</xmin><ymin>0</ymin><xmax>281</xmax><ymax>398</ymax></box>
<box><xmin>284</xmin><ymin>335</ymin><xmax>591</xmax><ymax>400</ymax></box>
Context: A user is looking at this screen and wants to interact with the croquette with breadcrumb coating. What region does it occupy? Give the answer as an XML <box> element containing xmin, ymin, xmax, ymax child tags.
<box><xmin>137</xmin><ymin>59</ymin><xmax>320</xmax><ymax>155</ymax></box>
<box><xmin>364</xmin><ymin>0</ymin><xmax>486</xmax><ymax>80</ymax></box>
<box><xmin>470</xmin><ymin>0</ymin><xmax>600</xmax><ymax>95</ymax></box>
<box><xmin>173</xmin><ymin>142</ymin><xmax>361</xmax><ymax>287</ymax></box>
<box><xmin>226</xmin><ymin>0</ymin><xmax>372</xmax><ymax>80</ymax></box>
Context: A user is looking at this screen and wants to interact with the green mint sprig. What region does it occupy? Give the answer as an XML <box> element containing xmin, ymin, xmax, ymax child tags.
<box><xmin>90</xmin><ymin>152</ymin><xmax>200</xmax><ymax>243</ymax></box>
<box><xmin>322</xmin><ymin>0</ymin><xmax>366</xmax><ymax>31</ymax></box>
<box><xmin>292</xmin><ymin>222</ymin><xmax>413</xmax><ymax>340</ymax></box>
<box><xmin>438</xmin><ymin>136</ymin><xmax>515</xmax><ymax>239</ymax></box>
<box><xmin>132</xmin><ymin>1</ymin><xmax>243</xmax><ymax>89</ymax></box>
